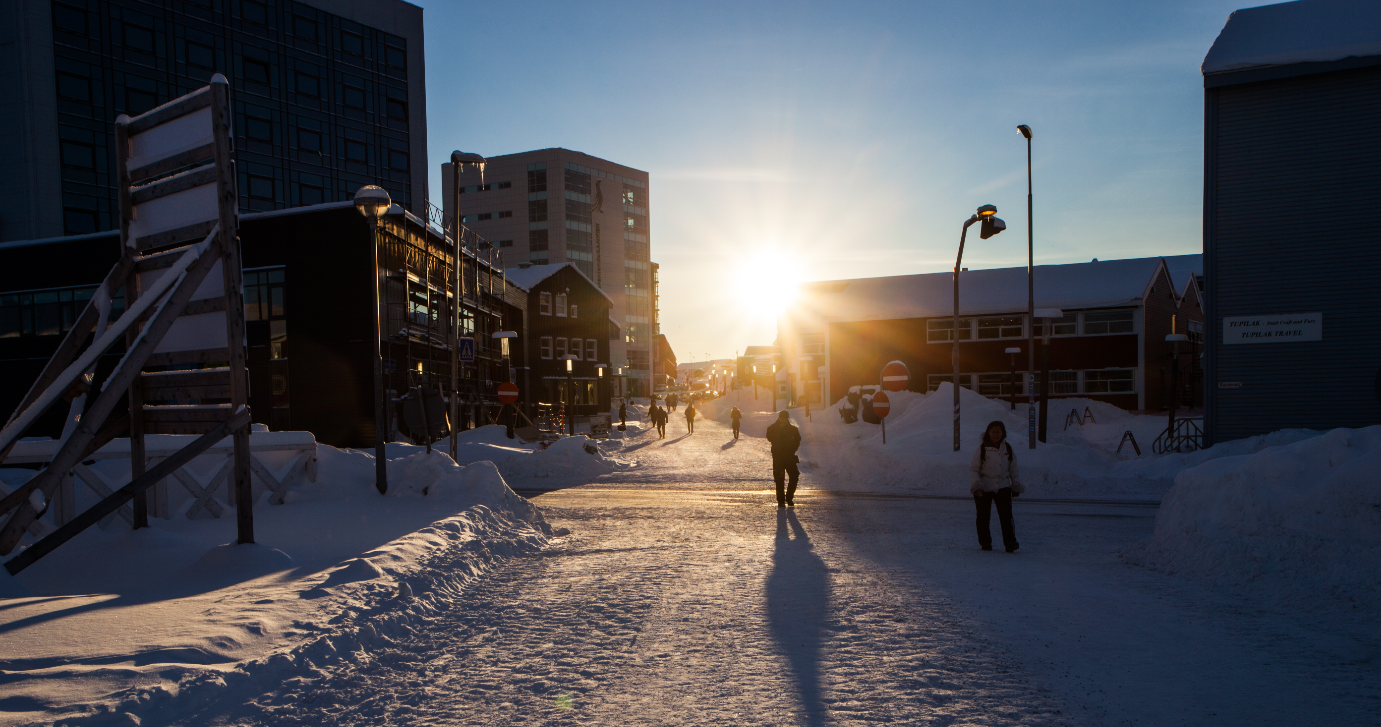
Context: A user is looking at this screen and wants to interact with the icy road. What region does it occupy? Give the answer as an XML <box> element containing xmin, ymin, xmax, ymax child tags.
<box><xmin>215</xmin><ymin>418</ymin><xmax>1374</xmax><ymax>726</ymax></box>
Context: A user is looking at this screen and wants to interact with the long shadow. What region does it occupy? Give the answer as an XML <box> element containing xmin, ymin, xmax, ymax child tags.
<box><xmin>720</xmin><ymin>439</ymin><xmax>739</xmax><ymax>450</ymax></box>
<box><xmin>767</xmin><ymin>509</ymin><xmax>830</xmax><ymax>726</ymax></box>
<box><xmin>658</xmin><ymin>433</ymin><xmax>692</xmax><ymax>447</ymax></box>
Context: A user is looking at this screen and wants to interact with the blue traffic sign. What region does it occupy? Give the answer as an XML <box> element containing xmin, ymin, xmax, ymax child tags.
<box><xmin>457</xmin><ymin>337</ymin><xmax>476</xmax><ymax>362</ymax></box>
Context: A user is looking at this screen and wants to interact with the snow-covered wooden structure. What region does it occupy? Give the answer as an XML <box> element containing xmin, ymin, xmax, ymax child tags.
<box><xmin>0</xmin><ymin>76</ymin><xmax>257</xmax><ymax>573</ymax></box>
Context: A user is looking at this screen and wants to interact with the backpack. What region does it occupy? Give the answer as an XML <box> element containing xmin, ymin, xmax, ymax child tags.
<box><xmin>978</xmin><ymin>441</ymin><xmax>1013</xmax><ymax>466</ymax></box>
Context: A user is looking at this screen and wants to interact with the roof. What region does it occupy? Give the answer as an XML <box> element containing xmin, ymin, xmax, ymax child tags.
<box><xmin>1203</xmin><ymin>0</ymin><xmax>1381</xmax><ymax>75</ymax></box>
<box><xmin>743</xmin><ymin>346</ymin><xmax>780</xmax><ymax>356</ymax></box>
<box><xmin>805</xmin><ymin>254</ymin><xmax>1202</xmax><ymax>323</ymax></box>
<box><xmin>503</xmin><ymin>263</ymin><xmax>615</xmax><ymax>304</ymax></box>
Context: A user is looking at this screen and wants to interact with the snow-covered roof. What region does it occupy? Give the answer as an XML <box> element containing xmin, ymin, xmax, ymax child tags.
<box><xmin>807</xmin><ymin>254</ymin><xmax>1201</xmax><ymax>323</ymax></box>
<box><xmin>503</xmin><ymin>263</ymin><xmax>614</xmax><ymax>304</ymax></box>
<box><xmin>1203</xmin><ymin>0</ymin><xmax>1381</xmax><ymax>75</ymax></box>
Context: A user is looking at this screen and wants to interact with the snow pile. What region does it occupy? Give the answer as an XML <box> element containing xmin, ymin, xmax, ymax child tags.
<box><xmin>1129</xmin><ymin>426</ymin><xmax>1381</xmax><ymax>612</ymax></box>
<box><xmin>502</xmin><ymin>435</ymin><xmax>625</xmax><ymax>481</ymax></box>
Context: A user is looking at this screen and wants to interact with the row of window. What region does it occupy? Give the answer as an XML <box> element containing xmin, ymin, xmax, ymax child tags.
<box><xmin>925</xmin><ymin>369</ymin><xmax>1136</xmax><ymax>396</ymax></box>
<box><xmin>539</xmin><ymin>337</ymin><xmax>599</xmax><ymax>361</ymax></box>
<box><xmin>926</xmin><ymin>310</ymin><xmax>1136</xmax><ymax>343</ymax></box>
<box><xmin>462</xmin><ymin>211</ymin><xmax>513</xmax><ymax>223</ymax></box>
<box><xmin>538</xmin><ymin>292</ymin><xmax>578</xmax><ymax>318</ymax></box>
<box><xmin>458</xmin><ymin>182</ymin><xmax>512</xmax><ymax>194</ymax></box>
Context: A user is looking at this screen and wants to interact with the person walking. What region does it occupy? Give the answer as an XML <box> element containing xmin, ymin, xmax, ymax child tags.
<box><xmin>669</xmin><ymin>393</ymin><xmax>678</xmax><ymax>412</ymax></box>
<box><xmin>765</xmin><ymin>411</ymin><xmax>801</xmax><ymax>507</ymax></box>
<box><xmin>969</xmin><ymin>420</ymin><xmax>1024</xmax><ymax>552</ymax></box>
<box><xmin>730</xmin><ymin>406</ymin><xmax>742</xmax><ymax>440</ymax></box>
<box><xmin>684</xmin><ymin>403</ymin><xmax>696</xmax><ymax>434</ymax></box>
<box><xmin>618</xmin><ymin>401</ymin><xmax>627</xmax><ymax>428</ymax></box>
<box><xmin>653</xmin><ymin>403</ymin><xmax>667</xmax><ymax>438</ymax></box>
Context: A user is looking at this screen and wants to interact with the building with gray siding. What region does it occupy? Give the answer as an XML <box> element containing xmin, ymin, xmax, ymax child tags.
<box><xmin>1202</xmin><ymin>0</ymin><xmax>1381</xmax><ymax>443</ymax></box>
<box><xmin>0</xmin><ymin>0</ymin><xmax>428</xmax><ymax>243</ymax></box>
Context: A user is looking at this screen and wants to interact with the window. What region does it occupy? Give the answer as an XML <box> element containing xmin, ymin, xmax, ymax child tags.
<box><xmin>498</xmin><ymin>240</ymin><xmax>513</xmax><ymax>248</ymax></box>
<box><xmin>243</xmin><ymin>58</ymin><xmax>270</xmax><ymax>85</ymax></box>
<box><xmin>477</xmin><ymin>213</ymin><xmax>492</xmax><ymax>221</ymax></box>
<box><xmin>341</xmin><ymin>32</ymin><xmax>364</xmax><ymax>56</ymax></box>
<box><xmin>343</xmin><ymin>85</ymin><xmax>366</xmax><ymax>109</ymax></box>
<box><xmin>927</xmin><ymin>318</ymin><xmax>973</xmax><ymax>342</ymax></box>
<box><xmin>555</xmin><ymin>337</ymin><xmax>568</xmax><ymax>358</ymax></box>
<box><xmin>186</xmin><ymin>41</ymin><xmax>214</xmax><ymax>69</ymax></box>
<box><xmin>977</xmin><ymin>316</ymin><xmax>1024</xmax><ymax>339</ymax></box>
<box><xmin>123</xmin><ymin>22</ymin><xmax>155</xmax><ymax>53</ymax></box>
<box><xmin>298</xmin><ymin>184</ymin><xmax>324</xmax><ymax>205</ymax></box>
<box><xmin>530</xmin><ymin>252</ymin><xmax>549</xmax><ymax>264</ymax></box>
<box><xmin>295</xmin><ymin>72</ymin><xmax>320</xmax><ymax>98</ymax></box>
<box><xmin>293</xmin><ymin>15</ymin><xmax>318</xmax><ymax>42</ymax></box>
<box><xmin>56</xmin><ymin>73</ymin><xmax>90</xmax><ymax>102</ymax></box>
<box><xmin>1050</xmin><ymin>314</ymin><xmax>1078</xmax><ymax>336</ymax></box>
<box><xmin>569</xmin><ymin>304</ymin><xmax>578</xmax><ymax>319</ymax></box>
<box><xmin>1084</xmin><ymin>369</ymin><xmax>1134</xmax><ymax>393</ymax></box>
<box><xmin>388</xmin><ymin>148</ymin><xmax>408</xmax><ymax>171</ymax></box>
<box><xmin>1083</xmin><ymin>310</ymin><xmax>1134</xmax><ymax>335</ymax></box>
<box><xmin>539</xmin><ymin>292</ymin><xmax>552</xmax><ymax>315</ymax></box>
<box><xmin>497</xmin><ymin>181</ymin><xmax>512</xmax><ymax>189</ymax></box>
<box><xmin>528</xmin><ymin>198</ymin><xmax>548</xmax><ymax>222</ymax></box>
<box><xmin>126</xmin><ymin>88</ymin><xmax>158</xmax><ymax>115</ymax></box>
<box><xmin>497</xmin><ymin>211</ymin><xmax>512</xmax><ymax>219</ymax></box>
<box><xmin>529</xmin><ymin>229</ymin><xmax>548</xmax><ymax>251</ymax></box>
<box><xmin>247</xmin><ymin>174</ymin><xmax>274</xmax><ymax>201</ymax></box>
<box><xmin>245</xmin><ymin>115</ymin><xmax>272</xmax><ymax>143</ymax></box>
<box><xmin>570</xmin><ymin>339</ymin><xmax>582</xmax><ymax>361</ymax></box>
<box><xmin>53</xmin><ymin>4</ymin><xmax>86</xmax><ymax>35</ymax></box>
<box><xmin>801</xmin><ymin>334</ymin><xmax>825</xmax><ymax>355</ymax></box>
<box><xmin>0</xmin><ymin>286</ymin><xmax>120</xmax><ymax>340</ymax></box>
<box><xmin>586</xmin><ymin>339</ymin><xmax>598</xmax><ymax>361</ymax></box>
<box><xmin>386</xmin><ymin>98</ymin><xmax>407</xmax><ymax>121</ymax></box>
<box><xmin>1187</xmin><ymin>319</ymin><xmax>1204</xmax><ymax>343</ymax></box>
<box><xmin>540</xmin><ymin>336</ymin><xmax>553</xmax><ymax>359</ymax></box>
<box><xmin>297</xmin><ymin>128</ymin><xmax>321</xmax><ymax>153</ymax></box>
<box><xmin>1044</xmin><ymin>371</ymin><xmax>1078</xmax><ymax>394</ymax></box>
<box><xmin>555</xmin><ymin>293</ymin><xmax>567</xmax><ymax>317</ymax></box>
<box><xmin>63</xmin><ymin>208</ymin><xmax>98</xmax><ymax>234</ymax></box>
<box><xmin>384</xmin><ymin>43</ymin><xmax>405</xmax><ymax>69</ymax></box>
<box><xmin>244</xmin><ymin>269</ymin><xmax>285</xmax><ymax>321</ymax></box>
<box><xmin>978</xmin><ymin>373</ymin><xmax>1021</xmax><ymax>398</ymax></box>
<box><xmin>60</xmin><ymin>141</ymin><xmax>95</xmax><ymax>170</ymax></box>
<box><xmin>345</xmin><ymin>140</ymin><xmax>367</xmax><ymax>163</ymax></box>
<box><xmin>242</xmin><ymin>0</ymin><xmax>268</xmax><ymax>25</ymax></box>
<box><xmin>527</xmin><ymin>166</ymin><xmax>547</xmax><ymax>193</ymax></box>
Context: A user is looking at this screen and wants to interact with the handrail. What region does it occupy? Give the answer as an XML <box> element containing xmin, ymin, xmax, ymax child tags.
<box><xmin>1153</xmin><ymin>417</ymin><xmax>1203</xmax><ymax>454</ymax></box>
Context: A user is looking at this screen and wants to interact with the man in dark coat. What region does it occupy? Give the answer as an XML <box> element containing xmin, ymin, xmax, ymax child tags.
<box><xmin>730</xmin><ymin>406</ymin><xmax>742</xmax><ymax>440</ymax></box>
<box><xmin>765</xmin><ymin>411</ymin><xmax>801</xmax><ymax>507</ymax></box>
<box><xmin>618</xmin><ymin>401</ymin><xmax>627</xmax><ymax>427</ymax></box>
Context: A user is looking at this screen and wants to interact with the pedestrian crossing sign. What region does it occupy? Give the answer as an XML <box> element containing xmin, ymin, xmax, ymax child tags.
<box><xmin>458</xmin><ymin>337</ymin><xmax>475</xmax><ymax>362</ymax></box>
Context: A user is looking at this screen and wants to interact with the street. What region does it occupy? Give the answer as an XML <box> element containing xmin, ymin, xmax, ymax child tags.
<box><xmin>194</xmin><ymin>418</ymin><xmax>1376</xmax><ymax>726</ymax></box>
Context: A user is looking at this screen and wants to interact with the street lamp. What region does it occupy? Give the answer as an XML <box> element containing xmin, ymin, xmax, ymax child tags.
<box><xmin>953</xmin><ymin>204</ymin><xmax>1006</xmax><ymax>451</ymax></box>
<box><xmin>354</xmin><ymin>185</ymin><xmax>391</xmax><ymax>495</ymax></box>
<box><xmin>1005</xmin><ymin>347</ymin><xmax>1021</xmax><ymax>411</ymax></box>
<box><xmin>561</xmin><ymin>355</ymin><xmax>578</xmax><ymax>435</ymax></box>
<box><xmin>596</xmin><ymin>363</ymin><xmax>607</xmax><ymax>414</ymax></box>
<box><xmin>448</xmin><ymin>151</ymin><xmax>486</xmax><ymax>461</ymax></box>
<box><xmin>1018</xmin><ymin>124</ymin><xmax>1036</xmax><ymax>450</ymax></box>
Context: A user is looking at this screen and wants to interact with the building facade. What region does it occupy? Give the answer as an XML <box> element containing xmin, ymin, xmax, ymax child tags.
<box><xmin>504</xmin><ymin>263</ymin><xmax>614</xmax><ymax>413</ymax></box>
<box><xmin>443</xmin><ymin>148</ymin><xmax>655</xmax><ymax>396</ymax></box>
<box><xmin>1202</xmin><ymin>0</ymin><xmax>1381</xmax><ymax>443</ymax></box>
<box><xmin>0</xmin><ymin>0</ymin><xmax>429</xmax><ymax>243</ymax></box>
<box><xmin>777</xmin><ymin>256</ymin><xmax>1203</xmax><ymax>413</ymax></box>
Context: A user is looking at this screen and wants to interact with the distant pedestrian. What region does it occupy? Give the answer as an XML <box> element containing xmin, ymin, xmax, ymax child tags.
<box><xmin>730</xmin><ymin>406</ymin><xmax>742</xmax><ymax>440</ymax></box>
<box><xmin>684</xmin><ymin>404</ymin><xmax>696</xmax><ymax>434</ymax></box>
<box><xmin>657</xmin><ymin>405</ymin><xmax>668</xmax><ymax>438</ymax></box>
<box><xmin>618</xmin><ymin>401</ymin><xmax>627</xmax><ymax>427</ymax></box>
<box><xmin>969</xmin><ymin>420</ymin><xmax>1024</xmax><ymax>552</ymax></box>
<box><xmin>765</xmin><ymin>411</ymin><xmax>801</xmax><ymax>507</ymax></box>
<box><xmin>669</xmin><ymin>393</ymin><xmax>679</xmax><ymax>412</ymax></box>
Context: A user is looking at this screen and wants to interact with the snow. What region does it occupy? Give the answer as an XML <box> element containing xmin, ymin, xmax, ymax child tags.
<box><xmin>501</xmin><ymin>262</ymin><xmax>614</xmax><ymax>303</ymax></box>
<box><xmin>1202</xmin><ymin>0</ymin><xmax>1381</xmax><ymax>75</ymax></box>
<box><xmin>802</xmin><ymin>254</ymin><xmax>1200</xmax><ymax>322</ymax></box>
<box><xmin>1129</xmin><ymin>426</ymin><xmax>1381</xmax><ymax>614</ymax></box>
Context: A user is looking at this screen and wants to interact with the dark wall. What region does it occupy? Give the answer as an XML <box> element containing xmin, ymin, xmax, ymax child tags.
<box><xmin>525</xmin><ymin>265</ymin><xmax>612</xmax><ymax>410</ymax></box>
<box><xmin>1205</xmin><ymin>64</ymin><xmax>1381</xmax><ymax>442</ymax></box>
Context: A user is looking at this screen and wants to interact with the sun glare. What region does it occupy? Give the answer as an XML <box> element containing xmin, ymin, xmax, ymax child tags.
<box><xmin>732</xmin><ymin>249</ymin><xmax>802</xmax><ymax>321</ymax></box>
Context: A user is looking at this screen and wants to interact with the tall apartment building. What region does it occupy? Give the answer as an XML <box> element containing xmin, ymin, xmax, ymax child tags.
<box><xmin>444</xmin><ymin>148</ymin><xmax>656</xmax><ymax>396</ymax></box>
<box><xmin>0</xmin><ymin>0</ymin><xmax>428</xmax><ymax>242</ymax></box>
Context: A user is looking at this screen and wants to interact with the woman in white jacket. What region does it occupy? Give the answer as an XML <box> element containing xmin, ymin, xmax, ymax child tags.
<box><xmin>968</xmin><ymin>420</ymin><xmax>1024</xmax><ymax>552</ymax></box>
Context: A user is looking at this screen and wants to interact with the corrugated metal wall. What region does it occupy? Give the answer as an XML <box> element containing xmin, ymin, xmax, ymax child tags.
<box><xmin>1205</xmin><ymin>65</ymin><xmax>1381</xmax><ymax>442</ymax></box>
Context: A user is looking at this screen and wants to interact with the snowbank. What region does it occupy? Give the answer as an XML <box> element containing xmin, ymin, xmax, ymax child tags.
<box><xmin>1128</xmin><ymin>426</ymin><xmax>1381</xmax><ymax>612</ymax></box>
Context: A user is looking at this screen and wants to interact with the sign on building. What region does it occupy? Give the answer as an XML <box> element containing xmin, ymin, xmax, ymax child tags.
<box><xmin>457</xmin><ymin>337</ymin><xmax>476</xmax><ymax>362</ymax></box>
<box><xmin>1222</xmin><ymin>313</ymin><xmax>1322</xmax><ymax>344</ymax></box>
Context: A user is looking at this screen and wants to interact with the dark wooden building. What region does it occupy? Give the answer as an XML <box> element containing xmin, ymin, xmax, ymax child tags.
<box><xmin>504</xmin><ymin>263</ymin><xmax>614</xmax><ymax>413</ymax></box>
<box><xmin>0</xmin><ymin>202</ymin><xmax>521</xmax><ymax>448</ymax></box>
<box><xmin>1202</xmin><ymin>0</ymin><xmax>1381</xmax><ymax>443</ymax></box>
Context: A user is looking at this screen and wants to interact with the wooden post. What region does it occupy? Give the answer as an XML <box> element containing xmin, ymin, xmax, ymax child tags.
<box><xmin>115</xmin><ymin>115</ymin><xmax>151</xmax><ymax>530</ymax></box>
<box><xmin>210</xmin><ymin>75</ymin><xmax>255</xmax><ymax>545</ymax></box>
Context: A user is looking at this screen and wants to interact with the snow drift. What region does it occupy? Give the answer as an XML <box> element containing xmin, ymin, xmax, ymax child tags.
<box><xmin>1130</xmin><ymin>426</ymin><xmax>1381</xmax><ymax>612</ymax></box>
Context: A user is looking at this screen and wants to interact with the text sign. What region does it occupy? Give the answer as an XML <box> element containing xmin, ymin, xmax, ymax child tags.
<box><xmin>871</xmin><ymin>391</ymin><xmax>891</xmax><ymax>418</ymax></box>
<box><xmin>1223</xmin><ymin>313</ymin><xmax>1322</xmax><ymax>344</ymax></box>
<box><xmin>457</xmin><ymin>337</ymin><xmax>476</xmax><ymax>362</ymax></box>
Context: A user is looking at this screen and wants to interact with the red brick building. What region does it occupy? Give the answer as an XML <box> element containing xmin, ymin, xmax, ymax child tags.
<box><xmin>778</xmin><ymin>255</ymin><xmax>1202</xmax><ymax>413</ymax></box>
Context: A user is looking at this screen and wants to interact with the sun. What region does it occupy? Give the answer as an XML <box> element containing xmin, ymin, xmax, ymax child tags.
<box><xmin>732</xmin><ymin>248</ymin><xmax>803</xmax><ymax>321</ymax></box>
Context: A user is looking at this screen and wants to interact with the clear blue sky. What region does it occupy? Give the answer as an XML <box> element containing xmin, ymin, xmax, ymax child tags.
<box><xmin>414</xmin><ymin>0</ymin><xmax>1246</xmax><ymax>361</ymax></box>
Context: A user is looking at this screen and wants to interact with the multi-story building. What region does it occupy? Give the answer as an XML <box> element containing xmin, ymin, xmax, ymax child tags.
<box><xmin>444</xmin><ymin>148</ymin><xmax>655</xmax><ymax>396</ymax></box>
<box><xmin>1</xmin><ymin>0</ymin><xmax>429</xmax><ymax>242</ymax></box>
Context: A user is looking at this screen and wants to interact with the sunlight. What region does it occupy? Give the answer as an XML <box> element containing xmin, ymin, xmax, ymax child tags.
<box><xmin>730</xmin><ymin>247</ymin><xmax>803</xmax><ymax>323</ymax></box>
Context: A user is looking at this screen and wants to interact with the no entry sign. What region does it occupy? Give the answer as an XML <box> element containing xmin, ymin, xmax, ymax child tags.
<box><xmin>496</xmin><ymin>382</ymin><xmax>519</xmax><ymax>404</ymax></box>
<box><xmin>880</xmin><ymin>361</ymin><xmax>909</xmax><ymax>392</ymax></box>
<box><xmin>871</xmin><ymin>391</ymin><xmax>891</xmax><ymax>418</ymax></box>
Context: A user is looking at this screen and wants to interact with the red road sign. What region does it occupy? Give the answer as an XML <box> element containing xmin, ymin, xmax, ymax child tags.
<box><xmin>872</xmin><ymin>391</ymin><xmax>891</xmax><ymax>418</ymax></box>
<box><xmin>880</xmin><ymin>360</ymin><xmax>910</xmax><ymax>392</ymax></box>
<box><xmin>496</xmin><ymin>382</ymin><xmax>519</xmax><ymax>404</ymax></box>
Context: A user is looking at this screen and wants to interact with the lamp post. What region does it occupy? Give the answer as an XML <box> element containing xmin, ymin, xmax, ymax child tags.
<box><xmin>1033</xmin><ymin>308</ymin><xmax>1062</xmax><ymax>441</ymax></box>
<box><xmin>561</xmin><ymin>355</ymin><xmax>577</xmax><ymax>435</ymax></box>
<box><xmin>448</xmin><ymin>151</ymin><xmax>485</xmax><ymax>461</ymax></box>
<box><xmin>596</xmin><ymin>363</ymin><xmax>607</xmax><ymax>415</ymax></box>
<box><xmin>800</xmin><ymin>357</ymin><xmax>814</xmax><ymax>420</ymax></box>
<box><xmin>1018</xmin><ymin>124</ymin><xmax>1036</xmax><ymax>449</ymax></box>
<box><xmin>354</xmin><ymin>185</ymin><xmax>392</xmax><ymax>494</ymax></box>
<box><xmin>1005</xmin><ymin>347</ymin><xmax>1021</xmax><ymax>410</ymax></box>
<box><xmin>953</xmin><ymin>204</ymin><xmax>1006</xmax><ymax>451</ymax></box>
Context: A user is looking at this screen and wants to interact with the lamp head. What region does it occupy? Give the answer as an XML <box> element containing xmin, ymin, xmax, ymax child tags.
<box><xmin>353</xmin><ymin>185</ymin><xmax>391</xmax><ymax>220</ymax></box>
<box><xmin>977</xmin><ymin>204</ymin><xmax>997</xmax><ymax>217</ymax></box>
<box><xmin>1017</xmin><ymin>124</ymin><xmax>1033</xmax><ymax>140</ymax></box>
<box><xmin>566</xmin><ymin>358</ymin><xmax>573</xmax><ymax>372</ymax></box>
<box><xmin>979</xmin><ymin>215</ymin><xmax>1006</xmax><ymax>240</ymax></box>
<box><xmin>450</xmin><ymin>150</ymin><xmax>486</xmax><ymax>173</ymax></box>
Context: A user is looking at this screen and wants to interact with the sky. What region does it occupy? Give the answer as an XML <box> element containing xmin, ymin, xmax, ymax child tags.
<box><xmin>415</xmin><ymin>0</ymin><xmax>1249</xmax><ymax>362</ymax></box>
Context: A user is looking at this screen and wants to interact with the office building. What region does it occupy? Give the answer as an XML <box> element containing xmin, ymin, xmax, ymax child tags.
<box><xmin>1202</xmin><ymin>0</ymin><xmax>1381</xmax><ymax>443</ymax></box>
<box><xmin>0</xmin><ymin>0</ymin><xmax>429</xmax><ymax>242</ymax></box>
<box><xmin>444</xmin><ymin>148</ymin><xmax>655</xmax><ymax>396</ymax></box>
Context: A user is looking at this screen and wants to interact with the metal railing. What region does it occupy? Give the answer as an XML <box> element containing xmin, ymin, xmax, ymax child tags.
<box><xmin>1153</xmin><ymin>417</ymin><xmax>1204</xmax><ymax>454</ymax></box>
